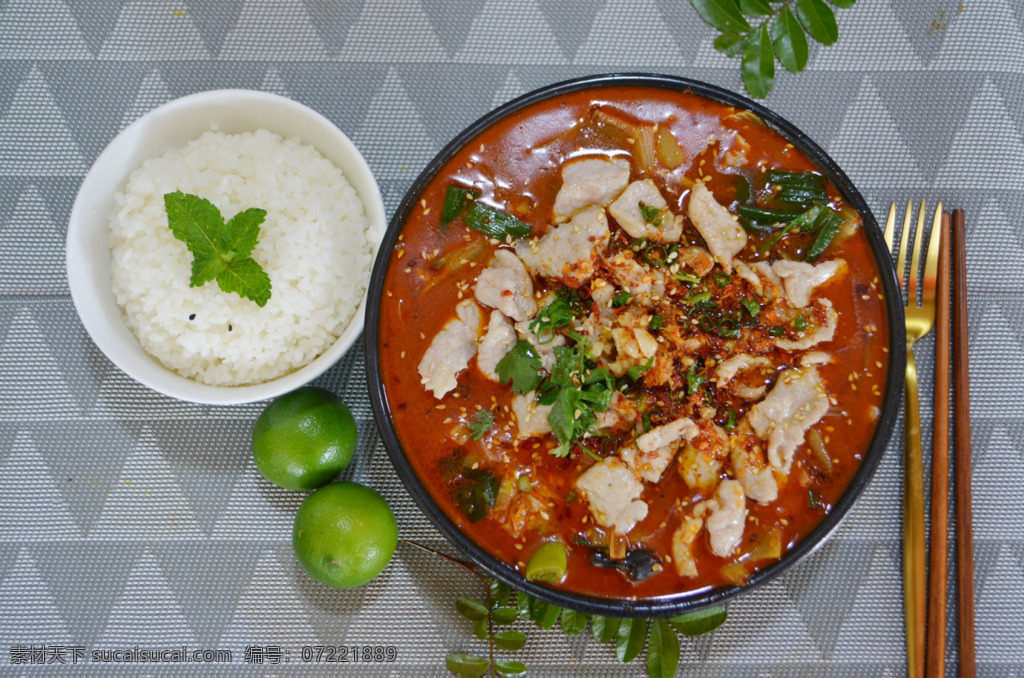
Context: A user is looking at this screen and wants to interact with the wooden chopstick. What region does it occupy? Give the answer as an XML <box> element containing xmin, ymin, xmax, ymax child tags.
<box><xmin>925</xmin><ymin>213</ymin><xmax>951</xmax><ymax>676</ymax></box>
<box><xmin>952</xmin><ymin>208</ymin><xmax>976</xmax><ymax>677</ymax></box>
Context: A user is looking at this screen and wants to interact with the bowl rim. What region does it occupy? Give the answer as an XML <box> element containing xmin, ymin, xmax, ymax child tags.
<box><xmin>365</xmin><ymin>73</ymin><xmax>906</xmax><ymax>616</ymax></box>
<box><xmin>66</xmin><ymin>88</ymin><xmax>386</xmax><ymax>405</ymax></box>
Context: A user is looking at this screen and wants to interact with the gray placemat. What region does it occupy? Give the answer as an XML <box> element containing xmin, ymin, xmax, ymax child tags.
<box><xmin>2</xmin><ymin>1</ymin><xmax>1022</xmax><ymax>675</ymax></box>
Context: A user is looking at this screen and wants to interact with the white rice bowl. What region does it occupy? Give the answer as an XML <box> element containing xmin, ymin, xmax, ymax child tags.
<box><xmin>108</xmin><ymin>129</ymin><xmax>371</xmax><ymax>387</ymax></box>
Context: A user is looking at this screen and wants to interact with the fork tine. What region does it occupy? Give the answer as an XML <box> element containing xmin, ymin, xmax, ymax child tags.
<box><xmin>884</xmin><ymin>202</ymin><xmax>896</xmax><ymax>252</ymax></box>
<box><xmin>922</xmin><ymin>201</ymin><xmax>943</xmax><ymax>307</ymax></box>
<box><xmin>896</xmin><ymin>200</ymin><xmax>913</xmax><ymax>296</ymax></box>
<box><xmin>907</xmin><ymin>201</ymin><xmax>926</xmax><ymax>304</ymax></box>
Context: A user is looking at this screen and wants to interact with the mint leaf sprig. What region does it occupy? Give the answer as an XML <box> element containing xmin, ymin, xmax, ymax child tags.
<box><xmin>691</xmin><ymin>0</ymin><xmax>857</xmax><ymax>98</ymax></box>
<box><xmin>164</xmin><ymin>191</ymin><xmax>272</xmax><ymax>307</ymax></box>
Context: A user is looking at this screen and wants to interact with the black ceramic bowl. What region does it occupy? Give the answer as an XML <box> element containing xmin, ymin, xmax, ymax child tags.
<box><xmin>365</xmin><ymin>73</ymin><xmax>905</xmax><ymax>617</ymax></box>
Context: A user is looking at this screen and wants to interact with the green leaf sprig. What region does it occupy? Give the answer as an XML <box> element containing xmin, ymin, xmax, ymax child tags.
<box><xmin>164</xmin><ymin>191</ymin><xmax>272</xmax><ymax>306</ymax></box>
<box><xmin>691</xmin><ymin>0</ymin><xmax>857</xmax><ymax>98</ymax></box>
<box><xmin>404</xmin><ymin>540</ymin><xmax>728</xmax><ymax>678</ymax></box>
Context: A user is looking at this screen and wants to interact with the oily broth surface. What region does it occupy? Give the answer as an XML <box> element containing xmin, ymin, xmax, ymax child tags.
<box><xmin>379</xmin><ymin>86</ymin><xmax>888</xmax><ymax>598</ymax></box>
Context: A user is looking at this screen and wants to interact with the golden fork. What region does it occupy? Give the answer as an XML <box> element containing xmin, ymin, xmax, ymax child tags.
<box><xmin>884</xmin><ymin>201</ymin><xmax>942</xmax><ymax>678</ymax></box>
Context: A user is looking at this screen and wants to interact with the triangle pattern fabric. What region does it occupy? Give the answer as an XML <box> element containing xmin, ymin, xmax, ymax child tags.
<box><xmin>89</xmin><ymin>426</ymin><xmax>206</xmax><ymax>540</ymax></box>
<box><xmin>97</xmin><ymin>0</ymin><xmax>211</xmax><ymax>59</ymax></box>
<box><xmin>92</xmin><ymin>369</ymin><xmax>208</xmax><ymax>419</ymax></box>
<box><xmin>419</xmin><ymin>0</ymin><xmax>484</xmax><ymax>58</ymax></box>
<box><xmin>0</xmin><ymin>549</ymin><xmax>74</xmax><ymax>645</ymax></box>
<box><xmin>976</xmin><ymin>544</ymin><xmax>1024</xmax><ymax>662</ymax></box>
<box><xmin>930</xmin><ymin>0</ymin><xmax>1024</xmax><ymax>72</ymax></box>
<box><xmin>537</xmin><ymin>0</ymin><xmax>605</xmax><ymax>63</ymax></box>
<box><xmin>972</xmin><ymin>425</ymin><xmax>1024</xmax><ymax>542</ymax></box>
<box><xmin>31</xmin><ymin>301</ymin><xmax>112</xmax><ymax>416</ymax></box>
<box><xmin>300</xmin><ymin>0</ymin><xmax>361</xmax><ymax>56</ymax></box>
<box><xmin>40</xmin><ymin>61</ymin><xmax>147</xmax><ymax>164</ymax></box>
<box><xmin>30</xmin><ymin>419</ymin><xmax>135</xmax><ymax>535</ymax></box>
<box><xmin>148</xmin><ymin>419</ymin><xmax>252</xmax><ymax>534</ymax></box>
<box><xmin>934</xmin><ymin>78</ymin><xmax>1024</xmax><ymax>190</ymax></box>
<box><xmin>64</xmin><ymin>0</ymin><xmax>125</xmax><ymax>57</ymax></box>
<box><xmin>274</xmin><ymin>63</ymin><xmax>386</xmax><ymax>143</ymax></box>
<box><xmin>30</xmin><ymin>542</ymin><xmax>142</xmax><ymax>648</ymax></box>
<box><xmin>831</xmin><ymin>545</ymin><xmax>904</xmax><ymax>661</ymax></box>
<box><xmin>260</xmin><ymin>68</ymin><xmax>292</xmax><ymax>98</ymax></box>
<box><xmin>219</xmin><ymin>547</ymin><xmax>319</xmax><ymax>654</ymax></box>
<box><xmin>211</xmin><ymin>458</ymin><xmax>302</xmax><ymax>539</ymax></box>
<box><xmin>575</xmin><ymin>0</ymin><xmax>687</xmax><ymax>69</ymax></box>
<box><xmin>119</xmin><ymin>67</ymin><xmax>176</xmax><ymax>127</ymax></box>
<box><xmin>0</xmin><ymin>430</ymin><xmax>82</xmax><ymax>540</ymax></box>
<box><xmin>337</xmin><ymin>0</ymin><xmax>447</xmax><ymax>62</ymax></box>
<box><xmin>705</xmin><ymin>579</ymin><xmax>821</xmax><ymax>662</ymax></box>
<box><xmin>94</xmin><ymin>550</ymin><xmax>198</xmax><ymax>647</ymax></box>
<box><xmin>0</xmin><ymin>66</ymin><xmax>88</xmax><ymax>176</ymax></box>
<box><xmin>889</xmin><ymin>0</ymin><xmax>962</xmax><ymax>65</ymax></box>
<box><xmin>967</xmin><ymin>302</ymin><xmax>1024</xmax><ymax>416</ymax></box>
<box><xmin>456</xmin><ymin>0</ymin><xmax>567</xmax><ymax>65</ymax></box>
<box><xmin>0</xmin><ymin>0</ymin><xmax>92</xmax><ymax>58</ymax></box>
<box><xmin>0</xmin><ymin>184</ymin><xmax>67</xmax><ymax>295</ymax></box>
<box><xmin>492</xmin><ymin>70</ymin><xmax>527</xmax><ymax>109</ymax></box>
<box><xmin>219</xmin><ymin>0</ymin><xmax>329</xmax><ymax>60</ymax></box>
<box><xmin>826</xmin><ymin>76</ymin><xmax>927</xmax><ymax>189</ymax></box>
<box><xmin>810</xmin><ymin>0</ymin><xmax>922</xmax><ymax>71</ymax></box>
<box><xmin>0</xmin><ymin>308</ymin><xmax>81</xmax><ymax>419</ymax></box>
<box><xmin>965</xmin><ymin>199</ymin><xmax>1024</xmax><ymax>293</ymax></box>
<box><xmin>182</xmin><ymin>0</ymin><xmax>245</xmax><ymax>57</ymax></box>
<box><xmin>351</xmin><ymin>67</ymin><xmax>437</xmax><ymax>205</ymax></box>
<box><xmin>152</xmin><ymin>541</ymin><xmax>265</xmax><ymax>646</ymax></box>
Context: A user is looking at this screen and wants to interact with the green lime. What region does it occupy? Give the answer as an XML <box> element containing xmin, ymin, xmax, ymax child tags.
<box><xmin>252</xmin><ymin>386</ymin><xmax>357</xmax><ymax>490</ymax></box>
<box><xmin>293</xmin><ymin>481</ymin><xmax>398</xmax><ymax>589</ymax></box>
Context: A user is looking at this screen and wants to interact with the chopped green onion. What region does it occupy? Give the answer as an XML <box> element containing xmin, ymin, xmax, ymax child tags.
<box><xmin>712</xmin><ymin>270</ymin><xmax>732</xmax><ymax>287</ymax></box>
<box><xmin>723</xmin><ymin>408</ymin><xmax>737</xmax><ymax>431</ymax></box>
<box><xmin>440</xmin><ymin>184</ymin><xmax>480</xmax><ymax>224</ymax></box>
<box><xmin>638</xmin><ymin>201</ymin><xmax>662</xmax><ymax>226</ymax></box>
<box><xmin>517</xmin><ymin>474</ymin><xmax>532</xmax><ymax>493</ymax></box>
<box><xmin>737</xmin><ymin>204</ymin><xmax>801</xmax><ymax>225</ymax></box>
<box><xmin>674</xmin><ymin>271</ymin><xmax>701</xmax><ymax>285</ymax></box>
<box><xmin>733</xmin><ymin>175</ymin><xmax>753</xmax><ymax>205</ymax></box>
<box><xmin>686</xmin><ymin>291</ymin><xmax>711</xmax><ymax>305</ymax></box>
<box><xmin>612</xmin><ymin>290</ymin><xmax>632</xmax><ymax>308</ymax></box>
<box><xmin>686</xmin><ymin>364</ymin><xmax>705</xmax><ymax>395</ymax></box>
<box><xmin>464</xmin><ymin>202</ymin><xmax>531</xmax><ymax>240</ymax></box>
<box><xmin>642</xmin><ymin>242</ymin><xmax>674</xmax><ymax>266</ymax></box>
<box><xmin>759</xmin><ymin>203</ymin><xmax>828</xmax><ymax>253</ymax></box>
<box><xmin>740</xmin><ymin>297</ymin><xmax>760</xmax><ymax>318</ymax></box>
<box><xmin>648</xmin><ymin>315</ymin><xmax>665</xmax><ymax>331</ymax></box>
<box><xmin>766</xmin><ymin>170</ymin><xmax>828</xmax><ymax>206</ymax></box>
<box><xmin>769</xmin><ymin>325</ymin><xmax>784</xmax><ymax>337</ymax></box>
<box><xmin>716</xmin><ymin>318</ymin><xmax>741</xmax><ymax>338</ymax></box>
<box><xmin>805</xmin><ymin>213</ymin><xmax>843</xmax><ymax>262</ymax></box>
<box><xmin>794</xmin><ymin>315</ymin><xmax>807</xmax><ymax>331</ymax></box>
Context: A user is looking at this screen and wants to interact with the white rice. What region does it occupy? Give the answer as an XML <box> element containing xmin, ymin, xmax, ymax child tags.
<box><xmin>108</xmin><ymin>129</ymin><xmax>371</xmax><ymax>387</ymax></box>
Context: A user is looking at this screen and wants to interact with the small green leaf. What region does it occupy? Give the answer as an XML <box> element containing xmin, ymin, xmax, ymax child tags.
<box><xmin>742</xmin><ymin>24</ymin><xmax>775</xmax><ymax>99</ymax></box>
<box><xmin>467</xmin><ymin>410</ymin><xmax>494</xmax><ymax>441</ymax></box>
<box><xmin>496</xmin><ymin>339</ymin><xmax>545</xmax><ymax>395</ymax></box>
<box><xmin>493</xmin><ymin>630</ymin><xmax>527</xmax><ymax>652</ymax></box>
<box><xmin>738</xmin><ymin>0</ymin><xmax>772</xmax><ymax>15</ymax></box>
<box><xmin>492</xmin><ymin>607</ymin><xmax>519</xmax><ymax>625</ymax></box>
<box><xmin>446</xmin><ymin>652</ymin><xmax>490</xmax><ymax>678</ymax></box>
<box><xmin>529</xmin><ymin>598</ymin><xmax>562</xmax><ymax>629</ymax></box>
<box><xmin>456</xmin><ymin>596</ymin><xmax>488</xmax><ymax>622</ymax></box>
<box><xmin>795</xmin><ymin>0</ymin><xmax>839</xmax><ymax>45</ymax></box>
<box><xmin>488</xmin><ymin>579</ymin><xmax>511</xmax><ymax>607</ymax></box>
<box><xmin>668</xmin><ymin>605</ymin><xmax>728</xmax><ymax>636</ymax></box>
<box><xmin>222</xmin><ymin>207</ymin><xmax>265</xmax><ymax>261</ymax></box>
<box><xmin>615</xmin><ymin>617</ymin><xmax>648</xmax><ymax>663</ymax></box>
<box><xmin>516</xmin><ymin>591</ymin><xmax>532</xmax><ymax>619</ymax></box>
<box><xmin>646</xmin><ymin>619</ymin><xmax>681</xmax><ymax>678</ymax></box>
<box><xmin>215</xmin><ymin>257</ymin><xmax>271</xmax><ymax>307</ymax></box>
<box><xmin>829</xmin><ymin>0</ymin><xmax>856</xmax><ymax>7</ymax></box>
<box><xmin>690</xmin><ymin>0</ymin><xmax>752</xmax><ymax>33</ymax></box>
<box><xmin>559</xmin><ymin>608</ymin><xmax>589</xmax><ymax>635</ymax></box>
<box><xmin>770</xmin><ymin>6</ymin><xmax>809</xmax><ymax>73</ymax></box>
<box><xmin>714</xmin><ymin>33</ymin><xmax>744</xmax><ymax>57</ymax></box>
<box><xmin>494</xmin><ymin>660</ymin><xmax>528</xmax><ymax>678</ymax></box>
<box><xmin>592</xmin><ymin>615</ymin><xmax>621</xmax><ymax>644</ymax></box>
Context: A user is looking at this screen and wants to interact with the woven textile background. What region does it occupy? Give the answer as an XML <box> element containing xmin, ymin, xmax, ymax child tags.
<box><xmin>2</xmin><ymin>1</ymin><xmax>1022</xmax><ymax>676</ymax></box>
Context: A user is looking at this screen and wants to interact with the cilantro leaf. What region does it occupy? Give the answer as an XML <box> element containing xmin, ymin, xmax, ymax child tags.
<box><xmin>495</xmin><ymin>339</ymin><xmax>544</xmax><ymax>395</ymax></box>
<box><xmin>638</xmin><ymin>201</ymin><xmax>662</xmax><ymax>227</ymax></box>
<box><xmin>467</xmin><ymin>410</ymin><xmax>495</xmax><ymax>441</ymax></box>
<box><xmin>164</xmin><ymin>191</ymin><xmax>272</xmax><ymax>307</ymax></box>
